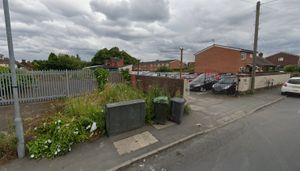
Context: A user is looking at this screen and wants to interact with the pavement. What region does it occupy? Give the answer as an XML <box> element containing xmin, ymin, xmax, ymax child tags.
<box><xmin>0</xmin><ymin>88</ymin><xmax>284</xmax><ymax>171</ymax></box>
<box><xmin>125</xmin><ymin>94</ymin><xmax>300</xmax><ymax>171</ymax></box>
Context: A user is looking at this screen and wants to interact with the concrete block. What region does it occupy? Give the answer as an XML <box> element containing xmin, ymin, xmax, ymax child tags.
<box><xmin>105</xmin><ymin>99</ymin><xmax>146</xmax><ymax>136</ymax></box>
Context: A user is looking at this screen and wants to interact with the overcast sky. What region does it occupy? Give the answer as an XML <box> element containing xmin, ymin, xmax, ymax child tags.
<box><xmin>0</xmin><ymin>0</ymin><xmax>299</xmax><ymax>62</ymax></box>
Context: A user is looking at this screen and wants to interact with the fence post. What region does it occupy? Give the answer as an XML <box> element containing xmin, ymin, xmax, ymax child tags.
<box><xmin>65</xmin><ymin>70</ymin><xmax>70</xmax><ymax>97</ymax></box>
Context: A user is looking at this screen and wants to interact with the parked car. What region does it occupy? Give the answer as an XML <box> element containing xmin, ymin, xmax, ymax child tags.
<box><xmin>281</xmin><ymin>77</ymin><xmax>300</xmax><ymax>95</ymax></box>
<box><xmin>189</xmin><ymin>73</ymin><xmax>218</xmax><ymax>91</ymax></box>
<box><xmin>212</xmin><ymin>76</ymin><xmax>238</xmax><ymax>94</ymax></box>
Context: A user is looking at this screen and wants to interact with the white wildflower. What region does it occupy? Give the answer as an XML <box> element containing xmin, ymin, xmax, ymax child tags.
<box><xmin>44</xmin><ymin>145</ymin><xmax>48</xmax><ymax>149</ymax></box>
<box><xmin>30</xmin><ymin>154</ymin><xmax>35</xmax><ymax>158</ymax></box>
<box><xmin>54</xmin><ymin>151</ymin><xmax>58</xmax><ymax>155</ymax></box>
<box><xmin>58</xmin><ymin>120</ymin><xmax>61</xmax><ymax>123</ymax></box>
<box><xmin>57</xmin><ymin>126</ymin><xmax>60</xmax><ymax>129</ymax></box>
<box><xmin>90</xmin><ymin>122</ymin><xmax>97</xmax><ymax>133</ymax></box>
<box><xmin>86</xmin><ymin>125</ymin><xmax>91</xmax><ymax>130</ymax></box>
<box><xmin>73</xmin><ymin>131</ymin><xmax>78</xmax><ymax>135</ymax></box>
<box><xmin>47</xmin><ymin>139</ymin><xmax>51</xmax><ymax>143</ymax></box>
<box><xmin>34</xmin><ymin>127</ymin><xmax>37</xmax><ymax>131</ymax></box>
<box><xmin>57</xmin><ymin>148</ymin><xmax>61</xmax><ymax>152</ymax></box>
<box><xmin>55</xmin><ymin>121</ymin><xmax>57</xmax><ymax>124</ymax></box>
<box><xmin>69</xmin><ymin>147</ymin><xmax>71</xmax><ymax>152</ymax></box>
<box><xmin>44</xmin><ymin>140</ymin><xmax>48</xmax><ymax>144</ymax></box>
<box><xmin>43</xmin><ymin>123</ymin><xmax>46</xmax><ymax>126</ymax></box>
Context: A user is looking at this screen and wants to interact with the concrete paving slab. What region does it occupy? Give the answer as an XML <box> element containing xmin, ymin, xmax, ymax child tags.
<box><xmin>113</xmin><ymin>131</ymin><xmax>158</xmax><ymax>155</ymax></box>
<box><xmin>152</xmin><ymin>121</ymin><xmax>176</xmax><ymax>130</ymax></box>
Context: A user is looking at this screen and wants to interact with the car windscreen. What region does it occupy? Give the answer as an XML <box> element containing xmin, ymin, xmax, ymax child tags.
<box><xmin>218</xmin><ymin>77</ymin><xmax>236</xmax><ymax>84</ymax></box>
<box><xmin>288</xmin><ymin>79</ymin><xmax>300</xmax><ymax>85</ymax></box>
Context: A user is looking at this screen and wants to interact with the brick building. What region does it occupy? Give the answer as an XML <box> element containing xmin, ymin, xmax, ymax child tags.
<box><xmin>16</xmin><ymin>59</ymin><xmax>34</xmax><ymax>70</ymax></box>
<box><xmin>104</xmin><ymin>57</ymin><xmax>124</xmax><ymax>69</ymax></box>
<box><xmin>133</xmin><ymin>59</ymin><xmax>184</xmax><ymax>71</ymax></box>
<box><xmin>194</xmin><ymin>44</ymin><xmax>274</xmax><ymax>74</ymax></box>
<box><xmin>265</xmin><ymin>52</ymin><xmax>300</xmax><ymax>68</ymax></box>
<box><xmin>0</xmin><ymin>54</ymin><xmax>10</xmax><ymax>67</ymax></box>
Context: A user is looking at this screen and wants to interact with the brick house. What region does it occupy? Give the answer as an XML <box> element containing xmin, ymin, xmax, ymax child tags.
<box><xmin>104</xmin><ymin>57</ymin><xmax>124</xmax><ymax>69</ymax></box>
<box><xmin>16</xmin><ymin>59</ymin><xmax>34</xmax><ymax>70</ymax></box>
<box><xmin>194</xmin><ymin>44</ymin><xmax>274</xmax><ymax>74</ymax></box>
<box><xmin>0</xmin><ymin>54</ymin><xmax>10</xmax><ymax>67</ymax></box>
<box><xmin>133</xmin><ymin>59</ymin><xmax>184</xmax><ymax>71</ymax></box>
<box><xmin>265</xmin><ymin>52</ymin><xmax>300</xmax><ymax>68</ymax></box>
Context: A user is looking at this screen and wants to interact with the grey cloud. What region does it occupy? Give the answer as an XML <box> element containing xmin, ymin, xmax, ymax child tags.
<box><xmin>90</xmin><ymin>0</ymin><xmax>170</xmax><ymax>22</ymax></box>
<box><xmin>0</xmin><ymin>0</ymin><xmax>299</xmax><ymax>62</ymax></box>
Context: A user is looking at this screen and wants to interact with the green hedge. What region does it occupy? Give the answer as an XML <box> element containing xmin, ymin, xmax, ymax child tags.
<box><xmin>284</xmin><ymin>65</ymin><xmax>300</xmax><ymax>73</ymax></box>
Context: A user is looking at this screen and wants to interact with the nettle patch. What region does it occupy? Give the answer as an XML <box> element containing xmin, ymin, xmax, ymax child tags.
<box><xmin>27</xmin><ymin>109</ymin><xmax>104</xmax><ymax>159</ymax></box>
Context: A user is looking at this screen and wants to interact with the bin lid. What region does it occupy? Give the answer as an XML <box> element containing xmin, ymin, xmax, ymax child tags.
<box><xmin>171</xmin><ymin>97</ymin><xmax>185</xmax><ymax>103</ymax></box>
<box><xmin>153</xmin><ymin>96</ymin><xmax>169</xmax><ymax>104</ymax></box>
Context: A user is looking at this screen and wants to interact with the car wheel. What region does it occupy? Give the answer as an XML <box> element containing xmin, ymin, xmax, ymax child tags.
<box><xmin>281</xmin><ymin>92</ymin><xmax>286</xmax><ymax>95</ymax></box>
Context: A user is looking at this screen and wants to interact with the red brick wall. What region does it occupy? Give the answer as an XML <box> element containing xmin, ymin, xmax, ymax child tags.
<box><xmin>133</xmin><ymin>60</ymin><xmax>184</xmax><ymax>71</ymax></box>
<box><xmin>105</xmin><ymin>58</ymin><xmax>124</xmax><ymax>68</ymax></box>
<box><xmin>131</xmin><ymin>75</ymin><xmax>184</xmax><ymax>96</ymax></box>
<box><xmin>266</xmin><ymin>53</ymin><xmax>300</xmax><ymax>67</ymax></box>
<box><xmin>194</xmin><ymin>46</ymin><xmax>252</xmax><ymax>74</ymax></box>
<box><xmin>169</xmin><ymin>60</ymin><xmax>183</xmax><ymax>70</ymax></box>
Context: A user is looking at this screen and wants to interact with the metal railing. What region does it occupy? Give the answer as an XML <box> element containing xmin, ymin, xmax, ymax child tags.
<box><xmin>0</xmin><ymin>70</ymin><xmax>97</xmax><ymax>105</ymax></box>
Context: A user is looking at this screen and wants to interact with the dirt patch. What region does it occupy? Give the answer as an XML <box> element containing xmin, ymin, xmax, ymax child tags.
<box><xmin>0</xmin><ymin>100</ymin><xmax>65</xmax><ymax>131</ymax></box>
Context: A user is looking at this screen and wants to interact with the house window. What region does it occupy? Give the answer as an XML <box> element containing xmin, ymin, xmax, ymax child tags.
<box><xmin>241</xmin><ymin>52</ymin><xmax>247</xmax><ymax>60</ymax></box>
<box><xmin>278</xmin><ymin>57</ymin><xmax>284</xmax><ymax>62</ymax></box>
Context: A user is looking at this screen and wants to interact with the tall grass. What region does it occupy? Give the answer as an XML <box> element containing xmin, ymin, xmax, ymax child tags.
<box><xmin>144</xmin><ymin>86</ymin><xmax>170</xmax><ymax>123</ymax></box>
<box><xmin>0</xmin><ymin>132</ymin><xmax>16</xmax><ymax>161</ymax></box>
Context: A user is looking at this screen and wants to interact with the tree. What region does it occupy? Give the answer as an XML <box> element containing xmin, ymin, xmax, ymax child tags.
<box><xmin>32</xmin><ymin>53</ymin><xmax>86</xmax><ymax>70</ymax></box>
<box><xmin>0</xmin><ymin>66</ymin><xmax>10</xmax><ymax>73</ymax></box>
<box><xmin>91</xmin><ymin>47</ymin><xmax>138</xmax><ymax>65</ymax></box>
<box><xmin>156</xmin><ymin>66</ymin><xmax>173</xmax><ymax>72</ymax></box>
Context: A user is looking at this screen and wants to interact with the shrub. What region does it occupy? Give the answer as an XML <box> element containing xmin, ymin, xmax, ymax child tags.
<box><xmin>94</xmin><ymin>68</ymin><xmax>110</xmax><ymax>90</ymax></box>
<box><xmin>184</xmin><ymin>104</ymin><xmax>191</xmax><ymax>114</ymax></box>
<box><xmin>284</xmin><ymin>65</ymin><xmax>300</xmax><ymax>73</ymax></box>
<box><xmin>156</xmin><ymin>66</ymin><xmax>173</xmax><ymax>72</ymax></box>
<box><xmin>0</xmin><ymin>66</ymin><xmax>10</xmax><ymax>73</ymax></box>
<box><xmin>27</xmin><ymin>110</ymin><xmax>104</xmax><ymax>159</ymax></box>
<box><xmin>27</xmin><ymin>83</ymin><xmax>143</xmax><ymax>159</ymax></box>
<box><xmin>120</xmin><ymin>69</ymin><xmax>130</xmax><ymax>82</ymax></box>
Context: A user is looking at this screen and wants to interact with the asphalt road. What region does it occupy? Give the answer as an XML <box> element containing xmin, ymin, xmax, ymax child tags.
<box><xmin>125</xmin><ymin>95</ymin><xmax>300</xmax><ymax>171</ymax></box>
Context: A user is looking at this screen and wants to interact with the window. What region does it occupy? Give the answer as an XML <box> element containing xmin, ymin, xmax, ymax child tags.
<box><xmin>241</xmin><ymin>52</ymin><xmax>246</xmax><ymax>60</ymax></box>
<box><xmin>278</xmin><ymin>57</ymin><xmax>284</xmax><ymax>61</ymax></box>
<box><xmin>288</xmin><ymin>79</ymin><xmax>300</xmax><ymax>85</ymax></box>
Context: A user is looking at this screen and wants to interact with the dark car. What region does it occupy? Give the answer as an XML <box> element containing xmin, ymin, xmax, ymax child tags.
<box><xmin>212</xmin><ymin>76</ymin><xmax>238</xmax><ymax>95</ymax></box>
<box><xmin>189</xmin><ymin>74</ymin><xmax>218</xmax><ymax>92</ymax></box>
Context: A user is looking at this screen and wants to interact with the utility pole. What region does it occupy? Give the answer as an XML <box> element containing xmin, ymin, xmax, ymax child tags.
<box><xmin>179</xmin><ymin>47</ymin><xmax>183</xmax><ymax>79</ymax></box>
<box><xmin>251</xmin><ymin>1</ymin><xmax>261</xmax><ymax>93</ymax></box>
<box><xmin>3</xmin><ymin>0</ymin><xmax>25</xmax><ymax>158</ymax></box>
<box><xmin>137</xmin><ymin>59</ymin><xmax>140</xmax><ymax>75</ymax></box>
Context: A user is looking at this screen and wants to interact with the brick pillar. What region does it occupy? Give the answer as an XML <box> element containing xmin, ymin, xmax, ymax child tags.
<box><xmin>131</xmin><ymin>74</ymin><xmax>137</xmax><ymax>88</ymax></box>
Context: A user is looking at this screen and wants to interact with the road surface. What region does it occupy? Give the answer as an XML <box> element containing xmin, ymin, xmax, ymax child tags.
<box><xmin>125</xmin><ymin>95</ymin><xmax>300</xmax><ymax>171</ymax></box>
